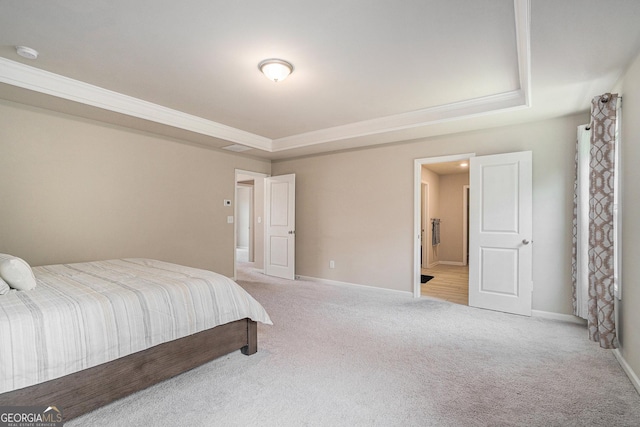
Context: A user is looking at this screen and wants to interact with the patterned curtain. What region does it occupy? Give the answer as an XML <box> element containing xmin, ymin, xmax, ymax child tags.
<box><xmin>587</xmin><ymin>93</ymin><xmax>618</xmax><ymax>349</ymax></box>
<box><xmin>572</xmin><ymin>138</ymin><xmax>579</xmax><ymax>315</ymax></box>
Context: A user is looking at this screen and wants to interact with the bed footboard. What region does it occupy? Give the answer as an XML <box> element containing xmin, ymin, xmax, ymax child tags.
<box><xmin>0</xmin><ymin>318</ymin><xmax>258</xmax><ymax>421</ymax></box>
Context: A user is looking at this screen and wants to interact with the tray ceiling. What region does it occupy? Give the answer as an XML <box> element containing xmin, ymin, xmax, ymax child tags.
<box><xmin>1</xmin><ymin>0</ymin><xmax>639</xmax><ymax>159</ymax></box>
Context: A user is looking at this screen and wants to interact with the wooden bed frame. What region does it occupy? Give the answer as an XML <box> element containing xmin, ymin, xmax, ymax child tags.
<box><xmin>0</xmin><ymin>318</ymin><xmax>257</xmax><ymax>421</ymax></box>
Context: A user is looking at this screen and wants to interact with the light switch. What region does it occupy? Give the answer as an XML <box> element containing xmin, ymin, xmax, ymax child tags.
<box><xmin>227</xmin><ymin>216</ymin><xmax>234</xmax><ymax>224</ymax></box>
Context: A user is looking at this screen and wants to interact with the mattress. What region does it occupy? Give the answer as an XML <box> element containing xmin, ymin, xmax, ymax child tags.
<box><xmin>0</xmin><ymin>258</ymin><xmax>272</xmax><ymax>393</ymax></box>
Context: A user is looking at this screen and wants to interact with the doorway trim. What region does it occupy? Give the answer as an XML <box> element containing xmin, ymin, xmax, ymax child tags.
<box><xmin>413</xmin><ymin>153</ymin><xmax>475</xmax><ymax>298</ymax></box>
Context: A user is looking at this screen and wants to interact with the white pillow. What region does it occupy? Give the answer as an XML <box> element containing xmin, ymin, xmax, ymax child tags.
<box><xmin>0</xmin><ymin>276</ymin><xmax>10</xmax><ymax>295</ymax></box>
<box><xmin>0</xmin><ymin>254</ymin><xmax>37</xmax><ymax>291</ymax></box>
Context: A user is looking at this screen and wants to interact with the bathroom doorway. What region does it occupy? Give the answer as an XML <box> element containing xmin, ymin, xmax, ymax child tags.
<box><xmin>417</xmin><ymin>156</ymin><xmax>471</xmax><ymax>305</ymax></box>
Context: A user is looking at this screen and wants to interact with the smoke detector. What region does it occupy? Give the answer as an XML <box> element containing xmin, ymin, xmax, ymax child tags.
<box><xmin>16</xmin><ymin>46</ymin><xmax>39</xmax><ymax>60</ymax></box>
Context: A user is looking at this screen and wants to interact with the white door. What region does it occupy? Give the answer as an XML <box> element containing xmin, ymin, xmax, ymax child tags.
<box><xmin>469</xmin><ymin>151</ymin><xmax>532</xmax><ymax>316</ymax></box>
<box><xmin>265</xmin><ymin>174</ymin><xmax>296</xmax><ymax>280</ymax></box>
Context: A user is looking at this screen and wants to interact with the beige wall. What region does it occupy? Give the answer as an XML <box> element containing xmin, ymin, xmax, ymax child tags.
<box><xmin>421</xmin><ymin>167</ymin><xmax>440</xmax><ymax>266</ymax></box>
<box><xmin>438</xmin><ymin>172</ymin><xmax>469</xmax><ymax>264</ymax></box>
<box><xmin>273</xmin><ymin>112</ymin><xmax>588</xmax><ymax>314</ymax></box>
<box><xmin>0</xmin><ymin>100</ymin><xmax>271</xmax><ymax>277</ymax></box>
<box><xmin>616</xmin><ymin>50</ymin><xmax>640</xmax><ymax>386</ymax></box>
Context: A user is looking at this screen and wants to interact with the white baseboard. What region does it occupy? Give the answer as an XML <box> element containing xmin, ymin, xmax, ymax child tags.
<box><xmin>296</xmin><ymin>275</ymin><xmax>413</xmax><ymax>297</ymax></box>
<box><xmin>424</xmin><ymin>261</ymin><xmax>466</xmax><ymax>268</ymax></box>
<box><xmin>531</xmin><ymin>310</ymin><xmax>587</xmax><ymax>325</ymax></box>
<box><xmin>613</xmin><ymin>349</ymin><xmax>640</xmax><ymax>395</ymax></box>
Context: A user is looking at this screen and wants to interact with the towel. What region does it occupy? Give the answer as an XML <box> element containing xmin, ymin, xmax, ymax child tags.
<box><xmin>432</xmin><ymin>219</ymin><xmax>441</xmax><ymax>246</ymax></box>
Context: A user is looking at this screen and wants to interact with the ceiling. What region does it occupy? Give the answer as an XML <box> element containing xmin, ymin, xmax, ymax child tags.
<box><xmin>1</xmin><ymin>0</ymin><xmax>640</xmax><ymax>160</ymax></box>
<box><xmin>424</xmin><ymin>160</ymin><xmax>470</xmax><ymax>176</ymax></box>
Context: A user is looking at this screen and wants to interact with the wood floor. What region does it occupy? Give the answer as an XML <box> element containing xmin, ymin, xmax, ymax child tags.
<box><xmin>421</xmin><ymin>264</ymin><xmax>469</xmax><ymax>306</ymax></box>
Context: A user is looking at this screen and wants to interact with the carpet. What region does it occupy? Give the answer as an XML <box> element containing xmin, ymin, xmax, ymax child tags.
<box><xmin>68</xmin><ymin>264</ymin><xmax>640</xmax><ymax>427</ymax></box>
<box><xmin>421</xmin><ymin>274</ymin><xmax>434</xmax><ymax>283</ymax></box>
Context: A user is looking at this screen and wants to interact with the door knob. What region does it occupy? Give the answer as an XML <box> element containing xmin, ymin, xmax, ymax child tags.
<box><xmin>522</xmin><ymin>239</ymin><xmax>530</xmax><ymax>245</ymax></box>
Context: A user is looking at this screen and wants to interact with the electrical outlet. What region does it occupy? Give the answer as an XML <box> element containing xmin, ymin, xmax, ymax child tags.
<box><xmin>330</xmin><ymin>260</ymin><xmax>335</xmax><ymax>269</ymax></box>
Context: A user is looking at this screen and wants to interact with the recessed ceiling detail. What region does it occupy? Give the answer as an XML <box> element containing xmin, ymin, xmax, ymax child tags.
<box><xmin>0</xmin><ymin>0</ymin><xmax>531</xmax><ymax>155</ymax></box>
<box><xmin>2</xmin><ymin>1</ymin><xmax>639</xmax><ymax>160</ymax></box>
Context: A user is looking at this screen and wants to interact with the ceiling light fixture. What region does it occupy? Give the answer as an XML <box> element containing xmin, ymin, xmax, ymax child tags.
<box><xmin>16</xmin><ymin>46</ymin><xmax>39</xmax><ymax>60</ymax></box>
<box><xmin>258</xmin><ymin>59</ymin><xmax>293</xmax><ymax>83</ymax></box>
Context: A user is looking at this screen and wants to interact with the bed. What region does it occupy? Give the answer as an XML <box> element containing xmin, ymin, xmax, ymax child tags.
<box><xmin>0</xmin><ymin>257</ymin><xmax>272</xmax><ymax>421</ymax></box>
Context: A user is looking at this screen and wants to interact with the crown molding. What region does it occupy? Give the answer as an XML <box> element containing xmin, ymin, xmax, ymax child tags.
<box><xmin>271</xmin><ymin>90</ymin><xmax>527</xmax><ymax>152</ymax></box>
<box><xmin>0</xmin><ymin>57</ymin><xmax>272</xmax><ymax>151</ymax></box>
<box><xmin>0</xmin><ymin>0</ymin><xmax>530</xmax><ymax>155</ymax></box>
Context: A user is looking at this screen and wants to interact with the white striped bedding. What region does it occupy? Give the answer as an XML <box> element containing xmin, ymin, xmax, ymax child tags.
<box><xmin>0</xmin><ymin>258</ymin><xmax>272</xmax><ymax>393</ymax></box>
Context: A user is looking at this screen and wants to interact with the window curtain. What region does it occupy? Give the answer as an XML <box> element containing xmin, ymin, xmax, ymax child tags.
<box><xmin>571</xmin><ymin>93</ymin><xmax>619</xmax><ymax>349</ymax></box>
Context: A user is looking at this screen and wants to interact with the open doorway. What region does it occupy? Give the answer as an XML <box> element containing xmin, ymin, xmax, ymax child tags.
<box><xmin>234</xmin><ymin>170</ymin><xmax>268</xmax><ymax>280</ymax></box>
<box><xmin>414</xmin><ymin>154</ymin><xmax>473</xmax><ymax>304</ymax></box>
<box><xmin>236</xmin><ymin>183</ymin><xmax>253</xmax><ymax>263</ymax></box>
<box><xmin>415</xmin><ymin>152</ymin><xmax>533</xmax><ymax>315</ymax></box>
